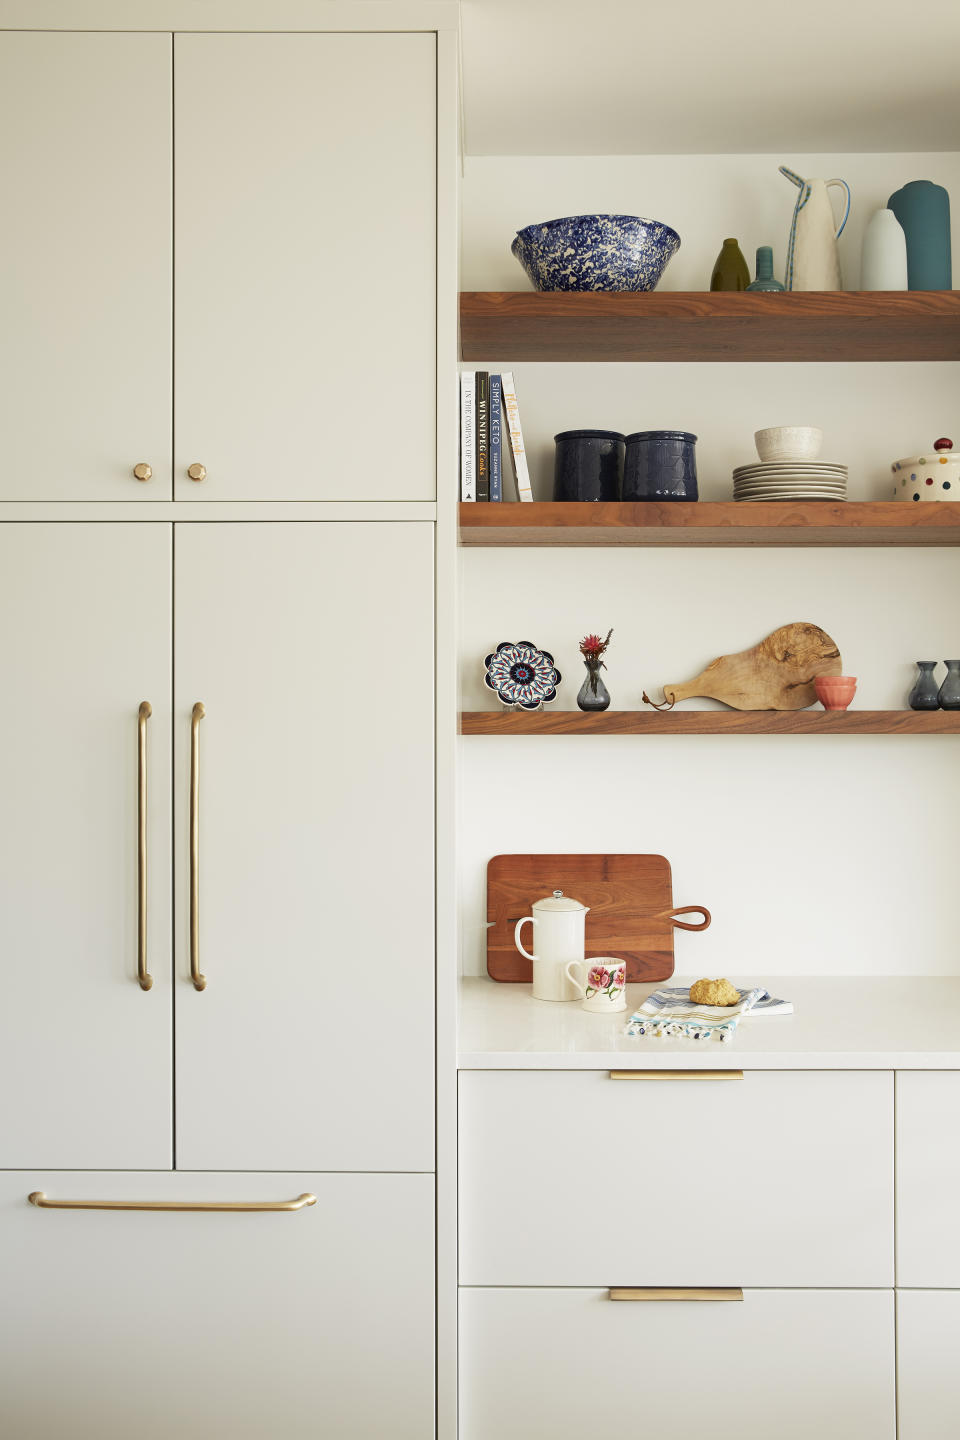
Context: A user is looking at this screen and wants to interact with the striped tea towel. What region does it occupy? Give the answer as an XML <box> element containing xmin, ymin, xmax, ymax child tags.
<box><xmin>625</xmin><ymin>985</ymin><xmax>793</xmax><ymax>1044</ymax></box>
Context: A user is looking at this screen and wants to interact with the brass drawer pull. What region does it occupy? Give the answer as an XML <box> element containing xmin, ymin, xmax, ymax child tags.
<box><xmin>190</xmin><ymin>702</ymin><xmax>206</xmax><ymax>991</ymax></box>
<box><xmin>609</xmin><ymin>1070</ymin><xmax>743</xmax><ymax>1081</ymax></box>
<box><xmin>28</xmin><ymin>1191</ymin><xmax>316</xmax><ymax>1213</ymax></box>
<box><xmin>609</xmin><ymin>1287</ymin><xmax>743</xmax><ymax>1303</ymax></box>
<box><xmin>137</xmin><ymin>701</ymin><xmax>153</xmax><ymax>991</ymax></box>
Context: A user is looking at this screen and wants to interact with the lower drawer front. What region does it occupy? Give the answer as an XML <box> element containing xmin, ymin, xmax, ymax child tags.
<box><xmin>897</xmin><ymin>1291</ymin><xmax>960</xmax><ymax>1439</ymax></box>
<box><xmin>460</xmin><ymin>1287</ymin><xmax>895</xmax><ymax>1440</ymax></box>
<box><xmin>459</xmin><ymin>1069</ymin><xmax>893</xmax><ymax>1286</ymax></box>
<box><xmin>0</xmin><ymin>1172</ymin><xmax>434</xmax><ymax>1440</ymax></box>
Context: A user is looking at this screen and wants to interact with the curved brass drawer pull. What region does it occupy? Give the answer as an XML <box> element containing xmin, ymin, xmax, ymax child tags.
<box><xmin>28</xmin><ymin>1191</ymin><xmax>317</xmax><ymax>1213</ymax></box>
<box><xmin>609</xmin><ymin>1070</ymin><xmax>743</xmax><ymax>1081</ymax></box>
<box><xmin>609</xmin><ymin>1288</ymin><xmax>743</xmax><ymax>1303</ymax></box>
<box><xmin>190</xmin><ymin>702</ymin><xmax>206</xmax><ymax>991</ymax></box>
<box><xmin>137</xmin><ymin>701</ymin><xmax>153</xmax><ymax>991</ymax></box>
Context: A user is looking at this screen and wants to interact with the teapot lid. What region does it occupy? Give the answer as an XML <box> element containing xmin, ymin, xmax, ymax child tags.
<box><xmin>532</xmin><ymin>889</ymin><xmax>589</xmax><ymax>913</ymax></box>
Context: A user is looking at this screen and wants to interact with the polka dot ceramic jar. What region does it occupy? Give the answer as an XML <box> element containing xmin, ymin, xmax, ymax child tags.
<box><xmin>892</xmin><ymin>437</ymin><xmax>960</xmax><ymax>501</ymax></box>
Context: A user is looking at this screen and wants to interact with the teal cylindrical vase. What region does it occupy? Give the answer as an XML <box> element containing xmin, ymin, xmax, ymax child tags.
<box><xmin>746</xmin><ymin>246</ymin><xmax>785</xmax><ymax>292</ymax></box>
<box><xmin>888</xmin><ymin>180</ymin><xmax>952</xmax><ymax>290</ymax></box>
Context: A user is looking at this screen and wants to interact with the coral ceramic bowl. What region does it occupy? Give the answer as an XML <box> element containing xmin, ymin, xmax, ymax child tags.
<box><xmin>815</xmin><ymin>675</ymin><xmax>857</xmax><ymax>711</ymax></box>
<box><xmin>511</xmin><ymin>214</ymin><xmax>681</xmax><ymax>292</ymax></box>
<box><xmin>754</xmin><ymin>426</ymin><xmax>823</xmax><ymax>462</ymax></box>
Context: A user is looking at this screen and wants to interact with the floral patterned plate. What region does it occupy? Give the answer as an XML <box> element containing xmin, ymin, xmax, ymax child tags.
<box><xmin>483</xmin><ymin>641</ymin><xmax>561</xmax><ymax>711</ymax></box>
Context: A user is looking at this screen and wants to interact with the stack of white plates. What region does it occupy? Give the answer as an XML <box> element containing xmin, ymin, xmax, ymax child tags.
<box><xmin>733</xmin><ymin>462</ymin><xmax>848</xmax><ymax>502</ymax></box>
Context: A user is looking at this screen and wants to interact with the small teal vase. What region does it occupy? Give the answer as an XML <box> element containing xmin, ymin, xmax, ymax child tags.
<box><xmin>746</xmin><ymin>246</ymin><xmax>785</xmax><ymax>292</ymax></box>
<box><xmin>908</xmin><ymin>660</ymin><xmax>940</xmax><ymax>710</ymax></box>
<box><xmin>938</xmin><ymin>660</ymin><xmax>960</xmax><ymax>710</ymax></box>
<box><xmin>887</xmin><ymin>181</ymin><xmax>952</xmax><ymax>290</ymax></box>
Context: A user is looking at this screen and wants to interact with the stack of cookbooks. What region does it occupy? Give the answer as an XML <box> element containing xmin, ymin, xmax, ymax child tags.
<box><xmin>459</xmin><ymin>370</ymin><xmax>533</xmax><ymax>502</ymax></box>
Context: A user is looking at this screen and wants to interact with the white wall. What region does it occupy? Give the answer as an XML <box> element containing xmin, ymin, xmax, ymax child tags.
<box><xmin>458</xmin><ymin>152</ymin><xmax>960</xmax><ymax>978</ymax></box>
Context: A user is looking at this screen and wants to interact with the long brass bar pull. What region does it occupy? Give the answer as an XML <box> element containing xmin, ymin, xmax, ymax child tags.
<box><xmin>609</xmin><ymin>1288</ymin><xmax>743</xmax><ymax>1303</ymax></box>
<box><xmin>137</xmin><ymin>702</ymin><xmax>154</xmax><ymax>991</ymax></box>
<box><xmin>28</xmin><ymin>1191</ymin><xmax>316</xmax><ymax>1213</ymax></box>
<box><xmin>190</xmin><ymin>702</ymin><xmax>206</xmax><ymax>991</ymax></box>
<box><xmin>609</xmin><ymin>1070</ymin><xmax>744</xmax><ymax>1082</ymax></box>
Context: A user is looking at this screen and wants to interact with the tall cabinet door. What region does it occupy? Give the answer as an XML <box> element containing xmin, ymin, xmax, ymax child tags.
<box><xmin>0</xmin><ymin>525</ymin><xmax>173</xmax><ymax>1167</ymax></box>
<box><xmin>174</xmin><ymin>34</ymin><xmax>436</xmax><ymax>501</ymax></box>
<box><xmin>174</xmin><ymin>524</ymin><xmax>434</xmax><ymax>1170</ymax></box>
<box><xmin>0</xmin><ymin>35</ymin><xmax>172</xmax><ymax>500</ymax></box>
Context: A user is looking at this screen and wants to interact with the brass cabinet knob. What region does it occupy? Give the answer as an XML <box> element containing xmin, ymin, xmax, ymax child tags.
<box><xmin>133</xmin><ymin>463</ymin><xmax>153</xmax><ymax>482</ymax></box>
<box><xmin>187</xmin><ymin>463</ymin><xmax>207</xmax><ymax>483</ymax></box>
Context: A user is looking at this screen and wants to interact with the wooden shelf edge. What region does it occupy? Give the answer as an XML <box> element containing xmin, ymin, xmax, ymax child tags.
<box><xmin>459</xmin><ymin>710</ymin><xmax>960</xmax><ymax>736</ymax></box>
<box><xmin>459</xmin><ymin>289</ymin><xmax>960</xmax><ymax>362</ymax></box>
<box><xmin>458</xmin><ymin>501</ymin><xmax>960</xmax><ymax>548</ymax></box>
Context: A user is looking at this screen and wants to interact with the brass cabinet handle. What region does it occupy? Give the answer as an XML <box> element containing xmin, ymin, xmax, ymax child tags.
<box><xmin>609</xmin><ymin>1070</ymin><xmax>744</xmax><ymax>1081</ymax></box>
<box><xmin>137</xmin><ymin>701</ymin><xmax>153</xmax><ymax>991</ymax></box>
<box><xmin>187</xmin><ymin>463</ymin><xmax>207</xmax><ymax>482</ymax></box>
<box><xmin>190</xmin><ymin>702</ymin><xmax>206</xmax><ymax>991</ymax></box>
<box><xmin>28</xmin><ymin>1191</ymin><xmax>316</xmax><ymax>1213</ymax></box>
<box><xmin>133</xmin><ymin>462</ymin><xmax>153</xmax><ymax>482</ymax></box>
<box><xmin>609</xmin><ymin>1288</ymin><xmax>743</xmax><ymax>1303</ymax></box>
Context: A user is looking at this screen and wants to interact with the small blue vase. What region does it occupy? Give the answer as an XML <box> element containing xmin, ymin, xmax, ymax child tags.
<box><xmin>888</xmin><ymin>181</ymin><xmax>952</xmax><ymax>290</ymax></box>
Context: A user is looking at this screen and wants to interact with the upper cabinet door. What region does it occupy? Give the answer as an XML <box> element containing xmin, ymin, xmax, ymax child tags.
<box><xmin>0</xmin><ymin>35</ymin><xmax>172</xmax><ymax>501</ymax></box>
<box><xmin>0</xmin><ymin>525</ymin><xmax>173</xmax><ymax>1167</ymax></box>
<box><xmin>174</xmin><ymin>35</ymin><xmax>437</xmax><ymax>502</ymax></box>
<box><xmin>173</xmin><ymin>523</ymin><xmax>434</xmax><ymax>1171</ymax></box>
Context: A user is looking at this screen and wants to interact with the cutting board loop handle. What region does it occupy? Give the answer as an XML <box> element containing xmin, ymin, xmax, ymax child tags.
<box><xmin>660</xmin><ymin>905</ymin><xmax>712</xmax><ymax>932</ymax></box>
<box><xmin>641</xmin><ymin>688</ymin><xmax>676</xmax><ymax>711</ymax></box>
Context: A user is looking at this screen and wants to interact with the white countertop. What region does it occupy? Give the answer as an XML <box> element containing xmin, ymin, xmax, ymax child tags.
<box><xmin>458</xmin><ymin>975</ymin><xmax>960</xmax><ymax>1069</ymax></box>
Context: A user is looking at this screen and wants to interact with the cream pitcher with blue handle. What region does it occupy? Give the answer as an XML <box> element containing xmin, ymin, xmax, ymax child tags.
<box><xmin>780</xmin><ymin>166</ymin><xmax>851</xmax><ymax>290</ymax></box>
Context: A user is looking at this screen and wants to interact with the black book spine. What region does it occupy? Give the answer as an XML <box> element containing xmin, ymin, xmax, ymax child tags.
<box><xmin>475</xmin><ymin>371</ymin><xmax>489</xmax><ymax>501</ymax></box>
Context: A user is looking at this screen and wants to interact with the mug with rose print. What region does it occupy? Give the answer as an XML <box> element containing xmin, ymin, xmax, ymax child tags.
<box><xmin>564</xmin><ymin>957</ymin><xmax>627</xmax><ymax>1013</ymax></box>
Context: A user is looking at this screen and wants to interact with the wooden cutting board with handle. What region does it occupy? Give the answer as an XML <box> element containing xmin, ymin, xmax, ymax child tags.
<box><xmin>486</xmin><ymin>854</ymin><xmax>711</xmax><ymax>984</ymax></box>
<box><xmin>644</xmin><ymin>621</ymin><xmax>841</xmax><ymax>711</ymax></box>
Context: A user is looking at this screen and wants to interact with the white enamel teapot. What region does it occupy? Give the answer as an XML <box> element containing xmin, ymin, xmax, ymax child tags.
<box><xmin>515</xmin><ymin>889</ymin><xmax>588</xmax><ymax>1002</ymax></box>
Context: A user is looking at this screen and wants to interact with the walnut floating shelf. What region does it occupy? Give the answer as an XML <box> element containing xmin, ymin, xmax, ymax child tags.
<box><xmin>460</xmin><ymin>711</ymin><xmax>960</xmax><ymax>736</ymax></box>
<box><xmin>459</xmin><ymin>290</ymin><xmax>960</xmax><ymax>363</ymax></box>
<box><xmin>459</xmin><ymin>501</ymin><xmax>960</xmax><ymax>548</ymax></box>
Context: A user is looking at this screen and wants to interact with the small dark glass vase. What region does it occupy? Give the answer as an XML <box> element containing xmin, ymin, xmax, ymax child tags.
<box><xmin>908</xmin><ymin>660</ymin><xmax>940</xmax><ymax>710</ymax></box>
<box><xmin>577</xmin><ymin>659</ymin><xmax>610</xmax><ymax>712</ymax></box>
<box><xmin>938</xmin><ymin>659</ymin><xmax>960</xmax><ymax>709</ymax></box>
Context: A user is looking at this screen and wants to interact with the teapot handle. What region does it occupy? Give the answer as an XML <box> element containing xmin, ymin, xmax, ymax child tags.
<box><xmin>514</xmin><ymin>916</ymin><xmax>536</xmax><ymax>961</ymax></box>
<box><xmin>826</xmin><ymin>179</ymin><xmax>851</xmax><ymax>239</ymax></box>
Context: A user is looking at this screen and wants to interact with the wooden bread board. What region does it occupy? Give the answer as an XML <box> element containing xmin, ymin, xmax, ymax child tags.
<box><xmin>486</xmin><ymin>854</ymin><xmax>710</xmax><ymax>984</ymax></box>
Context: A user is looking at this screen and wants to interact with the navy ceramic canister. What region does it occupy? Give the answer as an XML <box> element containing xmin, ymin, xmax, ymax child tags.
<box><xmin>553</xmin><ymin>430</ymin><xmax>625</xmax><ymax>502</ymax></box>
<box><xmin>622</xmin><ymin>430</ymin><xmax>699</xmax><ymax>501</ymax></box>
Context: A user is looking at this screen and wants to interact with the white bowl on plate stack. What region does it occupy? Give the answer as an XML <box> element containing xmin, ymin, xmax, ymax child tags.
<box><xmin>733</xmin><ymin>426</ymin><xmax>847</xmax><ymax>502</ymax></box>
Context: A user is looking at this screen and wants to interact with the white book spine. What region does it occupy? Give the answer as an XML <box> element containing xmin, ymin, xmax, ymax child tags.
<box><xmin>460</xmin><ymin>371</ymin><xmax>476</xmax><ymax>501</ymax></box>
<box><xmin>500</xmin><ymin>371</ymin><xmax>532</xmax><ymax>502</ymax></box>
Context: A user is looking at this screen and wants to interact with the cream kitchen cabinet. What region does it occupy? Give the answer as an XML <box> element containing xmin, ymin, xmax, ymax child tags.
<box><xmin>460</xmin><ymin>1287</ymin><xmax>896</xmax><ymax>1440</ymax></box>
<box><xmin>0</xmin><ymin>30</ymin><xmax>437</xmax><ymax>503</ymax></box>
<box><xmin>0</xmin><ymin>524</ymin><xmax>173</xmax><ymax>1168</ymax></box>
<box><xmin>897</xmin><ymin>1071</ymin><xmax>960</xmax><ymax>1287</ymax></box>
<box><xmin>173</xmin><ymin>522</ymin><xmax>435</xmax><ymax>1170</ymax></box>
<box><xmin>0</xmin><ymin>522</ymin><xmax>434</xmax><ymax>1172</ymax></box>
<box><xmin>0</xmin><ymin>34</ymin><xmax>172</xmax><ymax>501</ymax></box>
<box><xmin>459</xmin><ymin>1069</ymin><xmax>893</xmax><ymax>1288</ymax></box>
<box><xmin>1</xmin><ymin>1171</ymin><xmax>434</xmax><ymax>1440</ymax></box>
<box><xmin>897</xmin><ymin>1290</ymin><xmax>960</xmax><ymax>1439</ymax></box>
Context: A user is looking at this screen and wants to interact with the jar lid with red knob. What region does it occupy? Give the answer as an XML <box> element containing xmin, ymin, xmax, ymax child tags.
<box><xmin>891</xmin><ymin>437</ymin><xmax>960</xmax><ymax>502</ymax></box>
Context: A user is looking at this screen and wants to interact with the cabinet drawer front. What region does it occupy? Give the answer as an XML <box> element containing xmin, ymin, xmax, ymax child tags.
<box><xmin>897</xmin><ymin>1073</ymin><xmax>960</xmax><ymax>1286</ymax></box>
<box><xmin>898</xmin><ymin>1290</ymin><xmax>960</xmax><ymax>1439</ymax></box>
<box><xmin>1</xmin><ymin>1172</ymin><xmax>434</xmax><ymax>1440</ymax></box>
<box><xmin>459</xmin><ymin>1070</ymin><xmax>892</xmax><ymax>1286</ymax></box>
<box><xmin>460</xmin><ymin>1287</ymin><xmax>895</xmax><ymax>1440</ymax></box>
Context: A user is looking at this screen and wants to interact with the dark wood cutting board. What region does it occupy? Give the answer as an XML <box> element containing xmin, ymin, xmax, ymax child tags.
<box><xmin>486</xmin><ymin>854</ymin><xmax>710</xmax><ymax>984</ymax></box>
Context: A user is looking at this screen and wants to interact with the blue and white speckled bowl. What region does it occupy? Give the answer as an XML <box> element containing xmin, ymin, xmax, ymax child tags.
<box><xmin>511</xmin><ymin>213</ymin><xmax>681</xmax><ymax>292</ymax></box>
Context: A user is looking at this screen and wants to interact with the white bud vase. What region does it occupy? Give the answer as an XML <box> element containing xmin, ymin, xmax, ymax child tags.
<box><xmin>861</xmin><ymin>208</ymin><xmax>908</xmax><ymax>290</ymax></box>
